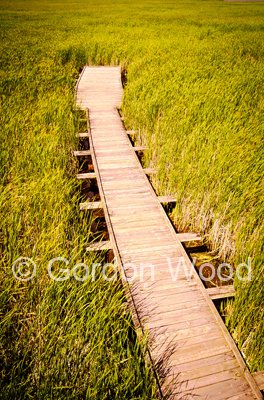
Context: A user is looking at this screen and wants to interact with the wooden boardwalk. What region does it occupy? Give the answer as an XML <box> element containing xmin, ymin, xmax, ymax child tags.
<box><xmin>76</xmin><ymin>66</ymin><xmax>263</xmax><ymax>399</ymax></box>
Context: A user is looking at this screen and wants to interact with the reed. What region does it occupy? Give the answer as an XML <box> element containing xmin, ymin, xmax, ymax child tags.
<box><xmin>1</xmin><ymin>2</ymin><xmax>263</xmax><ymax>397</ymax></box>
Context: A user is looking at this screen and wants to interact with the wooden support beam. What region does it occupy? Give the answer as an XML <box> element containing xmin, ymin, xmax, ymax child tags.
<box><xmin>177</xmin><ymin>232</ymin><xmax>202</xmax><ymax>242</ymax></box>
<box><xmin>75</xmin><ymin>132</ymin><xmax>90</xmax><ymax>138</ymax></box>
<box><xmin>133</xmin><ymin>146</ymin><xmax>148</xmax><ymax>151</ymax></box>
<box><xmin>85</xmin><ymin>241</ymin><xmax>112</xmax><ymax>251</ymax></box>
<box><xmin>74</xmin><ymin>150</ymin><xmax>91</xmax><ymax>156</ymax></box>
<box><xmin>158</xmin><ymin>195</ymin><xmax>177</xmax><ymax>203</ymax></box>
<box><xmin>253</xmin><ymin>371</ymin><xmax>264</xmax><ymax>391</ymax></box>
<box><xmin>80</xmin><ymin>201</ymin><xmax>103</xmax><ymax>211</ymax></box>
<box><xmin>126</xmin><ymin>130</ymin><xmax>136</xmax><ymax>135</ymax></box>
<box><xmin>143</xmin><ymin>168</ymin><xmax>157</xmax><ymax>175</ymax></box>
<box><xmin>206</xmin><ymin>285</ymin><xmax>236</xmax><ymax>300</ymax></box>
<box><xmin>76</xmin><ymin>172</ymin><xmax>96</xmax><ymax>179</ymax></box>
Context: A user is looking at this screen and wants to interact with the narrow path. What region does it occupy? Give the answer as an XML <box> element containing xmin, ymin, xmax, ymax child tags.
<box><xmin>76</xmin><ymin>66</ymin><xmax>263</xmax><ymax>399</ymax></box>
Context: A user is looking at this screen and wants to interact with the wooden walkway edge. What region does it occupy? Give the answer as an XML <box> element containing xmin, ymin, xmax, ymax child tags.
<box><xmin>76</xmin><ymin>66</ymin><xmax>263</xmax><ymax>399</ymax></box>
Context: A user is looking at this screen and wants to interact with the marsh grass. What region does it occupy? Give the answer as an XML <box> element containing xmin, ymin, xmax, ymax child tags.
<box><xmin>0</xmin><ymin>0</ymin><xmax>264</xmax><ymax>396</ymax></box>
<box><xmin>0</xmin><ymin>5</ymin><xmax>158</xmax><ymax>396</ymax></box>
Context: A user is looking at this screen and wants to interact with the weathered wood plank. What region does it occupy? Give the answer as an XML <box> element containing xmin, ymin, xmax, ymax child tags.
<box><xmin>85</xmin><ymin>241</ymin><xmax>112</xmax><ymax>251</ymax></box>
<box><xmin>146</xmin><ymin>309</ymin><xmax>216</xmax><ymax>329</ymax></box>
<box><xmin>74</xmin><ymin>150</ymin><xmax>91</xmax><ymax>156</ymax></box>
<box><xmin>75</xmin><ymin>132</ymin><xmax>89</xmax><ymax>137</ymax></box>
<box><xmin>177</xmin><ymin>232</ymin><xmax>202</xmax><ymax>242</ymax></box>
<box><xmin>253</xmin><ymin>371</ymin><xmax>264</xmax><ymax>390</ymax></box>
<box><xmin>76</xmin><ymin>173</ymin><xmax>96</xmax><ymax>180</ymax></box>
<box><xmin>158</xmin><ymin>195</ymin><xmax>177</xmax><ymax>203</ymax></box>
<box><xmin>80</xmin><ymin>201</ymin><xmax>103</xmax><ymax>211</ymax></box>
<box><xmin>178</xmin><ymin>369</ymin><xmax>251</xmax><ymax>396</ymax></box>
<box><xmin>206</xmin><ymin>285</ymin><xmax>236</xmax><ymax>300</ymax></box>
<box><xmin>152</xmin><ymin>336</ymin><xmax>230</xmax><ymax>363</ymax></box>
<box><xmin>178</xmin><ymin>377</ymin><xmax>255</xmax><ymax>400</ymax></box>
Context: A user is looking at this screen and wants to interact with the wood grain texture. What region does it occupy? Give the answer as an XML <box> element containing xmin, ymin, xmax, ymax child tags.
<box><xmin>75</xmin><ymin>66</ymin><xmax>263</xmax><ymax>399</ymax></box>
<box><xmin>75</xmin><ymin>132</ymin><xmax>89</xmax><ymax>137</ymax></box>
<box><xmin>76</xmin><ymin>172</ymin><xmax>96</xmax><ymax>179</ymax></box>
<box><xmin>74</xmin><ymin>150</ymin><xmax>91</xmax><ymax>156</ymax></box>
<box><xmin>206</xmin><ymin>285</ymin><xmax>236</xmax><ymax>299</ymax></box>
<box><xmin>85</xmin><ymin>241</ymin><xmax>112</xmax><ymax>251</ymax></box>
<box><xmin>80</xmin><ymin>201</ymin><xmax>103</xmax><ymax>211</ymax></box>
<box><xmin>158</xmin><ymin>195</ymin><xmax>177</xmax><ymax>203</ymax></box>
<box><xmin>253</xmin><ymin>371</ymin><xmax>264</xmax><ymax>390</ymax></box>
<box><xmin>176</xmin><ymin>232</ymin><xmax>202</xmax><ymax>242</ymax></box>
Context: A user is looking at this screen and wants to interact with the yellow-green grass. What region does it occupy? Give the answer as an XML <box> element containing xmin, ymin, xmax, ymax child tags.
<box><xmin>0</xmin><ymin>0</ymin><xmax>264</xmax><ymax>397</ymax></box>
<box><xmin>0</xmin><ymin>3</ymin><xmax>159</xmax><ymax>397</ymax></box>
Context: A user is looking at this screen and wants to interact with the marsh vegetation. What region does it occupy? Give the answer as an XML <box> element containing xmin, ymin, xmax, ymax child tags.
<box><xmin>1</xmin><ymin>0</ymin><xmax>264</xmax><ymax>397</ymax></box>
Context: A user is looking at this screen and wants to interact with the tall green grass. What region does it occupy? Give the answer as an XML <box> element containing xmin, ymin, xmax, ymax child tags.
<box><xmin>0</xmin><ymin>8</ymin><xmax>158</xmax><ymax>397</ymax></box>
<box><xmin>0</xmin><ymin>1</ymin><xmax>264</xmax><ymax>396</ymax></box>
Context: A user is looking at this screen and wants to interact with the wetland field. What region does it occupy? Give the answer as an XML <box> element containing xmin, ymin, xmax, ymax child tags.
<box><xmin>0</xmin><ymin>0</ymin><xmax>264</xmax><ymax>398</ymax></box>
